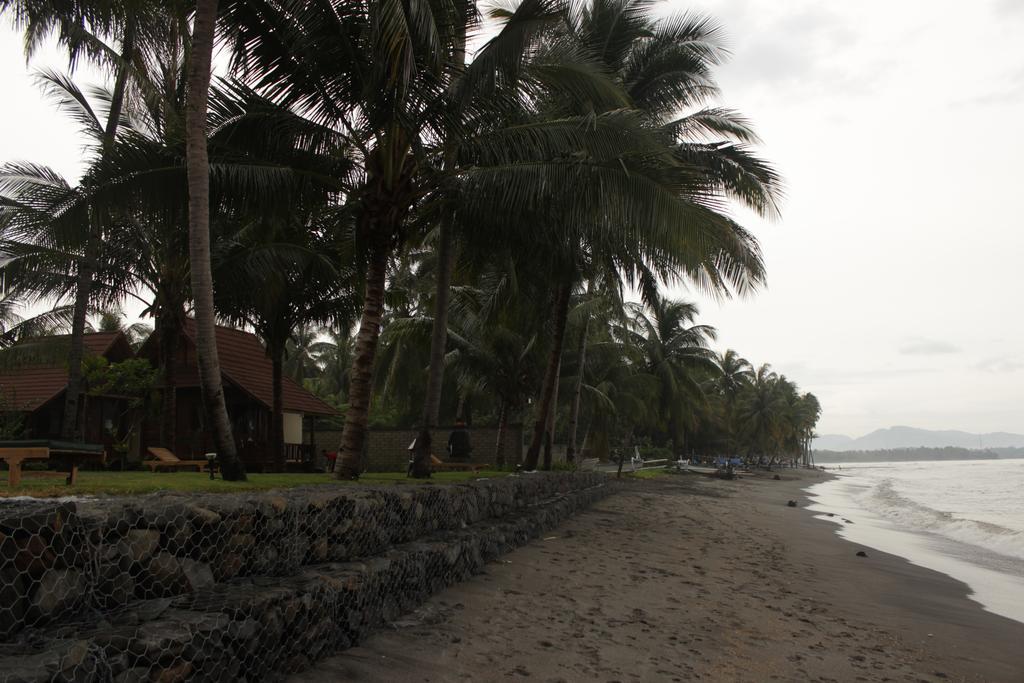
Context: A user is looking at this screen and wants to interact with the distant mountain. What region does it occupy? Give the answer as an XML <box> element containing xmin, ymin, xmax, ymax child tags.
<box><xmin>813</xmin><ymin>426</ymin><xmax>1024</xmax><ymax>452</ymax></box>
<box><xmin>813</xmin><ymin>447</ymin><xmax>1001</xmax><ymax>463</ymax></box>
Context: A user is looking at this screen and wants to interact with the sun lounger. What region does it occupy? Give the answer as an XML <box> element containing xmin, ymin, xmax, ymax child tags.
<box><xmin>430</xmin><ymin>454</ymin><xmax>488</xmax><ymax>472</ymax></box>
<box><xmin>144</xmin><ymin>447</ymin><xmax>208</xmax><ymax>472</ymax></box>
<box><xmin>0</xmin><ymin>440</ymin><xmax>106</xmax><ymax>486</ymax></box>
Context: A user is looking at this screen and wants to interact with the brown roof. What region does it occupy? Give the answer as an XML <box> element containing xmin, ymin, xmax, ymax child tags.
<box><xmin>179</xmin><ymin>320</ymin><xmax>337</xmax><ymax>416</ymax></box>
<box><xmin>0</xmin><ymin>332</ymin><xmax>132</xmax><ymax>412</ymax></box>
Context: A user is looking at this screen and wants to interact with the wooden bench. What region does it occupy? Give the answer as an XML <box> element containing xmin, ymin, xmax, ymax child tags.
<box><xmin>0</xmin><ymin>440</ymin><xmax>106</xmax><ymax>487</ymax></box>
<box><xmin>144</xmin><ymin>447</ymin><xmax>208</xmax><ymax>472</ymax></box>
<box><xmin>430</xmin><ymin>455</ymin><xmax>489</xmax><ymax>472</ymax></box>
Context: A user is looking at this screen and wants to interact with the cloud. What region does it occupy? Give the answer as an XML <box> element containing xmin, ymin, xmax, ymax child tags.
<box><xmin>956</xmin><ymin>65</ymin><xmax>1024</xmax><ymax>107</ymax></box>
<box><xmin>975</xmin><ymin>357</ymin><xmax>1024</xmax><ymax>373</ymax></box>
<box><xmin>994</xmin><ymin>0</ymin><xmax>1024</xmax><ymax>16</ymax></box>
<box><xmin>899</xmin><ymin>339</ymin><xmax>961</xmax><ymax>355</ymax></box>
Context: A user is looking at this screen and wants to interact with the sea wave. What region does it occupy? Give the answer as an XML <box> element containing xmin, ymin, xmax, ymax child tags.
<box><xmin>861</xmin><ymin>479</ymin><xmax>1024</xmax><ymax>562</ymax></box>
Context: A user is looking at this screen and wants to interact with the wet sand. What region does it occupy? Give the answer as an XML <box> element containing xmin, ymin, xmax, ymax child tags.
<box><xmin>294</xmin><ymin>470</ymin><xmax>1024</xmax><ymax>682</ymax></box>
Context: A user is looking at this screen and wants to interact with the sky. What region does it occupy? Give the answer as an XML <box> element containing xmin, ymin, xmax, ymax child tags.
<box><xmin>1</xmin><ymin>1</ymin><xmax>1023</xmax><ymax>438</ymax></box>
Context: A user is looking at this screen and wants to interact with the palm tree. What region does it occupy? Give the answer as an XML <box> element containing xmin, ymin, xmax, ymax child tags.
<box><xmin>514</xmin><ymin>2</ymin><xmax>781</xmax><ymax>470</ymax></box>
<box><xmin>214</xmin><ymin>214</ymin><xmax>354</xmax><ymax>470</ymax></box>
<box><xmin>736</xmin><ymin>364</ymin><xmax>786</xmax><ymax>459</ymax></box>
<box><xmin>285</xmin><ymin>324</ymin><xmax>325</xmax><ymax>385</ymax></box>
<box><xmin>1</xmin><ymin>0</ymin><xmax>166</xmax><ymax>440</ymax></box>
<box><xmin>89</xmin><ymin>308</ymin><xmax>153</xmax><ymax>349</ymax></box>
<box><xmin>617</xmin><ymin>297</ymin><xmax>718</xmax><ymax>453</ymax></box>
<box><xmin>715</xmin><ymin>348</ymin><xmax>753</xmax><ymax>452</ymax></box>
<box><xmin>219</xmin><ymin>0</ymin><xmax>676</xmax><ymax>478</ymax></box>
<box><xmin>185</xmin><ymin>0</ymin><xmax>245</xmax><ymax>479</ymax></box>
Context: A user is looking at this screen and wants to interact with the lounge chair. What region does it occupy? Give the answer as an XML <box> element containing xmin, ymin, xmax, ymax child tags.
<box><xmin>144</xmin><ymin>447</ymin><xmax>208</xmax><ymax>472</ymax></box>
<box><xmin>430</xmin><ymin>454</ymin><xmax>488</xmax><ymax>472</ymax></box>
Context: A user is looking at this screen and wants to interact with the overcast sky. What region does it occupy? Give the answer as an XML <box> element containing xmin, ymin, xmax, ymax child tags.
<box><xmin>2</xmin><ymin>1</ymin><xmax>1023</xmax><ymax>438</ymax></box>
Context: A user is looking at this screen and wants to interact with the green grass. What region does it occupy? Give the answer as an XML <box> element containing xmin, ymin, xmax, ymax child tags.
<box><xmin>626</xmin><ymin>468</ymin><xmax>671</xmax><ymax>480</ymax></box>
<box><xmin>0</xmin><ymin>469</ymin><xmax>509</xmax><ymax>498</ymax></box>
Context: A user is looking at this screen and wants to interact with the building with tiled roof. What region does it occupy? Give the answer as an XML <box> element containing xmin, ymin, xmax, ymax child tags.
<box><xmin>0</xmin><ymin>331</ymin><xmax>136</xmax><ymax>443</ymax></box>
<box><xmin>137</xmin><ymin>320</ymin><xmax>338</xmax><ymax>471</ymax></box>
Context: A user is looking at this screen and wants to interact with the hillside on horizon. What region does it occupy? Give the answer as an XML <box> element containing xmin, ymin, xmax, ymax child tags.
<box><xmin>812</xmin><ymin>426</ymin><xmax>1024</xmax><ymax>452</ymax></box>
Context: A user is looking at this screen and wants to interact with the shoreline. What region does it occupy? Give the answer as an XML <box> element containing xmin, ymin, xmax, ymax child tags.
<box><xmin>295</xmin><ymin>469</ymin><xmax>1024</xmax><ymax>682</ymax></box>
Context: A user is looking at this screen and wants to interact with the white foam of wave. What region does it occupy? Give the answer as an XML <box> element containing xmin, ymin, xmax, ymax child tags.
<box><xmin>859</xmin><ymin>478</ymin><xmax>1024</xmax><ymax>562</ymax></box>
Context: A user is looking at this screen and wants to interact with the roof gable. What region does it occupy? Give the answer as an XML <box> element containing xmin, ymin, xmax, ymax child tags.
<box><xmin>179</xmin><ymin>320</ymin><xmax>337</xmax><ymax>416</ymax></box>
<box><xmin>0</xmin><ymin>331</ymin><xmax>135</xmax><ymax>412</ymax></box>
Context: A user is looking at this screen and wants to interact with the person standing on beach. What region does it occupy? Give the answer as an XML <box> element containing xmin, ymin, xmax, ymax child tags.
<box><xmin>448</xmin><ymin>420</ymin><xmax>472</xmax><ymax>463</ymax></box>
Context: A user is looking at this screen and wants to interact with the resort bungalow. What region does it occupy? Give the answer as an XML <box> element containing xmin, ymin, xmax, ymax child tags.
<box><xmin>0</xmin><ymin>331</ymin><xmax>137</xmax><ymax>448</ymax></box>
<box><xmin>137</xmin><ymin>320</ymin><xmax>337</xmax><ymax>471</ymax></box>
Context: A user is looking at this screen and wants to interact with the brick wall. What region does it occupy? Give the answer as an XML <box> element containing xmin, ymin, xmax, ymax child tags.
<box><xmin>307</xmin><ymin>426</ymin><xmax>524</xmax><ymax>472</ymax></box>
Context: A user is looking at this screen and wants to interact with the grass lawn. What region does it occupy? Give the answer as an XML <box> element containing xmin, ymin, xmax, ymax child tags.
<box><xmin>626</xmin><ymin>468</ymin><xmax>672</xmax><ymax>480</ymax></box>
<box><xmin>0</xmin><ymin>469</ymin><xmax>509</xmax><ymax>498</ymax></box>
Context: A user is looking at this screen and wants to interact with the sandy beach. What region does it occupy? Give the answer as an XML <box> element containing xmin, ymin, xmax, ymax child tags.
<box><xmin>294</xmin><ymin>470</ymin><xmax>1024</xmax><ymax>683</ymax></box>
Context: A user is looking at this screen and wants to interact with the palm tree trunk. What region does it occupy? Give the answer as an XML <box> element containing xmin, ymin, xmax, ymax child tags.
<box><xmin>522</xmin><ymin>278</ymin><xmax>572</xmax><ymax>470</ymax></box>
<box><xmin>494</xmin><ymin>400</ymin><xmax>508</xmax><ymax>468</ymax></box>
<box><xmin>60</xmin><ymin>42</ymin><xmax>133</xmax><ymax>441</ymax></box>
<box><xmin>410</xmin><ymin>216</ymin><xmax>455</xmax><ymax>478</ymax></box>
<box><xmin>541</xmin><ymin>359</ymin><xmax>560</xmax><ymax>471</ymax></box>
<box><xmin>60</xmin><ymin>264</ymin><xmax>92</xmax><ymax>440</ymax></box>
<box><xmin>157</xmin><ymin>309</ymin><xmax>179</xmax><ymax>449</ymax></box>
<box><xmin>566</xmin><ymin>315</ymin><xmax>589</xmax><ymax>464</ymax></box>
<box><xmin>271</xmin><ymin>349</ymin><xmax>285</xmax><ymax>472</ymax></box>
<box><xmin>185</xmin><ymin>0</ymin><xmax>245</xmax><ymax>480</ymax></box>
<box><xmin>335</xmin><ymin>245</ymin><xmax>389</xmax><ymax>479</ymax></box>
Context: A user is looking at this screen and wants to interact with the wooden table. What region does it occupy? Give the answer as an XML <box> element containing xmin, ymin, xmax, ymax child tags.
<box><xmin>0</xmin><ymin>440</ymin><xmax>106</xmax><ymax>487</ymax></box>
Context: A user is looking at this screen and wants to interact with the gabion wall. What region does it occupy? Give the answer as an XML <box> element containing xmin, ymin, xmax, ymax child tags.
<box><xmin>0</xmin><ymin>472</ymin><xmax>611</xmax><ymax>681</ymax></box>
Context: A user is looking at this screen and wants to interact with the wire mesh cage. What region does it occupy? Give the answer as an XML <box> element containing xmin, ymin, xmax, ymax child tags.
<box><xmin>0</xmin><ymin>472</ymin><xmax>611</xmax><ymax>682</ymax></box>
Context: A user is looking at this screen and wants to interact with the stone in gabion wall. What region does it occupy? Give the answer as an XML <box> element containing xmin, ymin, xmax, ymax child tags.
<box><xmin>0</xmin><ymin>473</ymin><xmax>612</xmax><ymax>682</ymax></box>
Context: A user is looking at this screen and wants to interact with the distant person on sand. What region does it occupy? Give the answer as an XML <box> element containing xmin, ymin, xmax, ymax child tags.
<box><xmin>448</xmin><ymin>420</ymin><xmax>472</xmax><ymax>462</ymax></box>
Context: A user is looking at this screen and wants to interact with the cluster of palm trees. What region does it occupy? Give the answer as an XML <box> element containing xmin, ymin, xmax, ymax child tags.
<box><xmin>0</xmin><ymin>0</ymin><xmax>819</xmax><ymax>480</ymax></box>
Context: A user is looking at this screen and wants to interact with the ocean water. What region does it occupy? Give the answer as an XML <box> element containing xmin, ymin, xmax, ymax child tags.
<box><xmin>805</xmin><ymin>459</ymin><xmax>1024</xmax><ymax>624</ymax></box>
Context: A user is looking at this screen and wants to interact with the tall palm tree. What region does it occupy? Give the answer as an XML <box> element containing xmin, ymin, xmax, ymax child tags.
<box><xmin>515</xmin><ymin>2</ymin><xmax>781</xmax><ymax>470</ymax></box>
<box><xmin>1</xmin><ymin>0</ymin><xmax>169</xmax><ymax>439</ymax></box>
<box><xmin>715</xmin><ymin>348</ymin><xmax>753</xmax><ymax>452</ymax></box>
<box><xmin>736</xmin><ymin>363</ymin><xmax>786</xmax><ymax>458</ymax></box>
<box><xmin>617</xmin><ymin>297</ymin><xmax>718</xmax><ymax>453</ymax></box>
<box><xmin>184</xmin><ymin>0</ymin><xmax>245</xmax><ymax>479</ymax></box>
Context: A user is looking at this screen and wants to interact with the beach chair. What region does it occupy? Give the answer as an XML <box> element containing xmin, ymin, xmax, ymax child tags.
<box><xmin>430</xmin><ymin>454</ymin><xmax>488</xmax><ymax>472</ymax></box>
<box><xmin>144</xmin><ymin>447</ymin><xmax>208</xmax><ymax>472</ymax></box>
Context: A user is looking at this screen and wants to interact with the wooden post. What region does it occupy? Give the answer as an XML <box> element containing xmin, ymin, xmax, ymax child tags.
<box><xmin>9</xmin><ymin>458</ymin><xmax>22</xmax><ymax>487</ymax></box>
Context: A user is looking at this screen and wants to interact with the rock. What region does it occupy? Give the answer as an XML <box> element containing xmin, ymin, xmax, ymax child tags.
<box><xmin>121</xmin><ymin>529</ymin><xmax>161</xmax><ymax>563</ymax></box>
<box><xmin>773</xmin><ymin>474</ymin><xmax>781</xmax><ymax>480</ymax></box>
<box><xmin>163</xmin><ymin>521</ymin><xmax>193</xmax><ymax>555</ymax></box>
<box><xmin>856</xmin><ymin>550</ymin><xmax>868</xmax><ymax>557</ymax></box>
<box><xmin>13</xmin><ymin>533</ymin><xmax>57</xmax><ymax>575</ymax></box>
<box><xmin>179</xmin><ymin>558</ymin><xmax>215</xmax><ymax>591</ymax></box>
<box><xmin>187</xmin><ymin>505</ymin><xmax>222</xmax><ymax>526</ymax></box>
<box><xmin>0</xmin><ymin>566</ymin><xmax>29</xmax><ymax>638</ymax></box>
<box><xmin>30</xmin><ymin>567</ymin><xmax>85</xmax><ymax>620</ymax></box>
<box><xmin>786</xmin><ymin>500</ymin><xmax>798</xmax><ymax>508</ymax></box>
<box><xmin>96</xmin><ymin>565</ymin><xmax>135</xmax><ymax>608</ymax></box>
<box><xmin>154</xmin><ymin>661</ymin><xmax>193</xmax><ymax>683</ymax></box>
<box><xmin>128</xmin><ymin>620</ymin><xmax>193</xmax><ymax>660</ymax></box>
<box><xmin>145</xmin><ymin>552</ymin><xmax>187</xmax><ymax>596</ymax></box>
<box><xmin>114</xmin><ymin>668</ymin><xmax>150</xmax><ymax>683</ymax></box>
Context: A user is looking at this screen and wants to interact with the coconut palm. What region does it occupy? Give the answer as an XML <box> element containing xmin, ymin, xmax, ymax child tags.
<box><xmin>617</xmin><ymin>297</ymin><xmax>718</xmax><ymax>453</ymax></box>
<box><xmin>183</xmin><ymin>0</ymin><xmax>245</xmax><ymax>479</ymax></box>
<box><xmin>0</xmin><ymin>0</ymin><xmax>170</xmax><ymax>439</ymax></box>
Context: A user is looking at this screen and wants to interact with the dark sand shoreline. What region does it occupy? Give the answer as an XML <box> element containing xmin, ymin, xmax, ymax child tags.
<box><xmin>295</xmin><ymin>470</ymin><xmax>1024</xmax><ymax>682</ymax></box>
